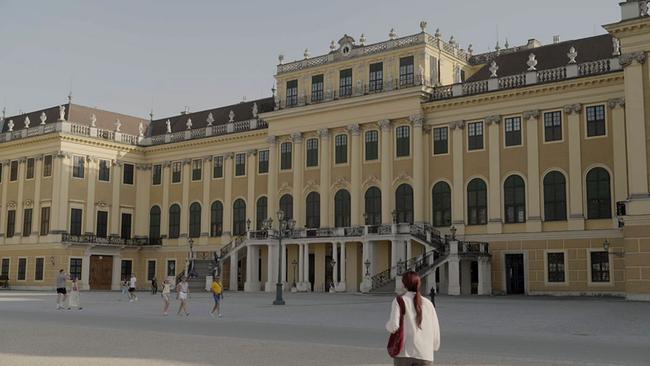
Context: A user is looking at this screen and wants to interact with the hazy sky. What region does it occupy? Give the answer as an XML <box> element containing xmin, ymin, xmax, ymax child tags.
<box><xmin>0</xmin><ymin>0</ymin><xmax>618</xmax><ymax>119</ymax></box>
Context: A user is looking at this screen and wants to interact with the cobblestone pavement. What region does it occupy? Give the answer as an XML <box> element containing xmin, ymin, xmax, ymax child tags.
<box><xmin>0</xmin><ymin>290</ymin><xmax>648</xmax><ymax>365</ymax></box>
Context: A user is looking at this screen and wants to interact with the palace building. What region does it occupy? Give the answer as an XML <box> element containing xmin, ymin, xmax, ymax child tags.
<box><xmin>1</xmin><ymin>1</ymin><xmax>650</xmax><ymax>301</ymax></box>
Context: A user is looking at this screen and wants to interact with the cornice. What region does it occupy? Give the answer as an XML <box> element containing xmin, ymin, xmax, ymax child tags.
<box><xmin>144</xmin><ymin>129</ymin><xmax>267</xmax><ymax>154</ymax></box>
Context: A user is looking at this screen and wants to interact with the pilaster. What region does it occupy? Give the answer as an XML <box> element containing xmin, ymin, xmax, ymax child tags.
<box><xmin>411</xmin><ymin>114</ymin><xmax>425</xmax><ymax>223</ymax></box>
<box><xmin>291</xmin><ymin>133</ymin><xmax>303</xmax><ymax>225</ymax></box>
<box><xmin>15</xmin><ymin>159</ymin><xmax>26</xmax><ymax>236</ymax></box>
<box><xmin>180</xmin><ymin>159</ymin><xmax>191</xmax><ymax>237</ymax></box>
<box><xmin>246</xmin><ymin>150</ymin><xmax>257</xmax><ymax>226</ymax></box>
<box><xmin>267</xmin><ymin>136</ymin><xmax>278</xmax><ymax>223</ymax></box>
<box><xmin>161</xmin><ymin>162</ymin><xmax>171</xmax><ymax>238</ymax></box>
<box><xmin>348</xmin><ymin>124</ymin><xmax>361</xmax><ymax>225</ymax></box>
<box><xmin>486</xmin><ymin>115</ymin><xmax>502</xmax><ymax>233</ymax></box>
<box><xmin>609</xmin><ymin>99</ymin><xmax>629</xmax><ymax>204</ymax></box>
<box><xmin>135</xmin><ymin>164</ymin><xmax>150</xmax><ymax>237</ymax></box>
<box><xmin>450</xmin><ymin>121</ymin><xmax>465</xmax><ymax>234</ymax></box>
<box><xmin>110</xmin><ymin>161</ymin><xmax>122</xmax><ymax>236</ymax></box>
<box><xmin>85</xmin><ymin>157</ymin><xmax>97</xmax><ymax>234</ymax></box>
<box><xmin>523</xmin><ymin>110</ymin><xmax>542</xmax><ymax>232</ymax></box>
<box><xmin>379</xmin><ymin>120</ymin><xmax>392</xmax><ymax>224</ymax></box>
<box><xmin>0</xmin><ymin>160</ymin><xmax>8</xmax><ymax>239</ymax></box>
<box><xmin>319</xmin><ymin>129</ymin><xmax>331</xmax><ymax>227</ymax></box>
<box><xmin>223</xmin><ymin>153</ymin><xmax>234</xmax><ymax>239</ymax></box>
<box><xmin>32</xmin><ymin>157</ymin><xmax>42</xmax><ymax>238</ymax></box>
<box><xmin>201</xmin><ymin>157</ymin><xmax>212</xmax><ymax>239</ymax></box>
<box><xmin>565</xmin><ymin>104</ymin><xmax>585</xmax><ymax>230</ymax></box>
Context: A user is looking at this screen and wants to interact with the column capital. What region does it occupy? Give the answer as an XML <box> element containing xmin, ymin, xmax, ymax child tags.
<box><xmin>563</xmin><ymin>104</ymin><xmax>582</xmax><ymax>115</ymax></box>
<box><xmin>163</xmin><ymin>160</ymin><xmax>172</xmax><ymax>168</ymax></box>
<box><xmin>347</xmin><ymin>123</ymin><xmax>360</xmax><ymax>135</ymax></box>
<box><xmin>449</xmin><ymin>120</ymin><xmax>465</xmax><ymax>130</ymax></box>
<box><xmin>607</xmin><ymin>97</ymin><xmax>625</xmax><ymax>109</ymax></box>
<box><xmin>182</xmin><ymin>158</ymin><xmax>192</xmax><ymax>165</ymax></box>
<box><xmin>522</xmin><ymin>110</ymin><xmax>540</xmax><ymax>120</ymax></box>
<box><xmin>246</xmin><ymin>149</ymin><xmax>257</xmax><ymax>157</ymax></box>
<box><xmin>291</xmin><ymin>132</ymin><xmax>303</xmax><ymax>143</ymax></box>
<box><xmin>266</xmin><ymin>135</ymin><xmax>277</xmax><ymax>145</ymax></box>
<box><xmin>318</xmin><ymin>128</ymin><xmax>330</xmax><ymax>138</ymax></box>
<box><xmin>619</xmin><ymin>51</ymin><xmax>646</xmax><ymax>68</ymax></box>
<box><xmin>202</xmin><ymin>155</ymin><xmax>213</xmax><ymax>162</ymax></box>
<box><xmin>378</xmin><ymin>119</ymin><xmax>391</xmax><ymax>131</ymax></box>
<box><xmin>409</xmin><ymin>114</ymin><xmax>425</xmax><ymax>127</ymax></box>
<box><xmin>224</xmin><ymin>152</ymin><xmax>234</xmax><ymax>160</ymax></box>
<box><xmin>485</xmin><ymin>115</ymin><xmax>501</xmax><ymax>126</ymax></box>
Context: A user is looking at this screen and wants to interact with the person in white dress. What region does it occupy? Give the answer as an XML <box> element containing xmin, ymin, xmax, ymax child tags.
<box><xmin>68</xmin><ymin>277</ymin><xmax>83</xmax><ymax>310</ymax></box>
<box><xmin>176</xmin><ymin>277</ymin><xmax>190</xmax><ymax>316</ymax></box>
<box><xmin>161</xmin><ymin>278</ymin><xmax>172</xmax><ymax>315</ymax></box>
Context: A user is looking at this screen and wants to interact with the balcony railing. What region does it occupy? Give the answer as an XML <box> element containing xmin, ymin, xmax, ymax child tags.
<box><xmin>61</xmin><ymin>233</ymin><xmax>162</xmax><ymax>246</ymax></box>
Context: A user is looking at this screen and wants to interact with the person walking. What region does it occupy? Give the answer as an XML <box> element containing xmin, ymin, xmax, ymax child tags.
<box><xmin>120</xmin><ymin>278</ymin><xmax>128</xmax><ymax>299</ymax></box>
<box><xmin>69</xmin><ymin>277</ymin><xmax>83</xmax><ymax>310</ymax></box>
<box><xmin>210</xmin><ymin>277</ymin><xmax>223</xmax><ymax>318</ymax></box>
<box><xmin>429</xmin><ymin>286</ymin><xmax>436</xmax><ymax>308</ymax></box>
<box><xmin>151</xmin><ymin>277</ymin><xmax>158</xmax><ymax>295</ymax></box>
<box><xmin>128</xmin><ymin>274</ymin><xmax>138</xmax><ymax>302</ymax></box>
<box><xmin>386</xmin><ymin>271</ymin><xmax>440</xmax><ymax>366</ymax></box>
<box><xmin>176</xmin><ymin>276</ymin><xmax>190</xmax><ymax>316</ymax></box>
<box><xmin>161</xmin><ymin>278</ymin><xmax>172</xmax><ymax>315</ymax></box>
<box><xmin>55</xmin><ymin>269</ymin><xmax>69</xmax><ymax>310</ymax></box>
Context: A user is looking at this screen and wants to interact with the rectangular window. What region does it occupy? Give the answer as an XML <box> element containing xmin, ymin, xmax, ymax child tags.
<box><xmin>258</xmin><ymin>150</ymin><xmax>269</xmax><ymax>174</ymax></box>
<box><xmin>306</xmin><ymin>138</ymin><xmax>319</xmax><ymax>167</ymax></box>
<box><xmin>152</xmin><ymin>164</ymin><xmax>162</xmax><ymax>185</ymax></box>
<box><xmin>235</xmin><ymin>153</ymin><xmax>246</xmax><ymax>176</ymax></box>
<box><xmin>166</xmin><ymin>260</ymin><xmax>176</xmax><ymax>277</ymax></box>
<box><xmin>1</xmin><ymin>258</ymin><xmax>9</xmax><ymax>278</ymax></box>
<box><xmin>335</xmin><ymin>134</ymin><xmax>348</xmax><ymax>164</ymax></box>
<box><xmin>286</xmin><ymin>79</ymin><xmax>298</xmax><ymax>107</ymax></box>
<box><xmin>504</xmin><ymin>117</ymin><xmax>522</xmax><ymax>147</ymax></box>
<box><xmin>121</xmin><ymin>260</ymin><xmax>132</xmax><ymax>281</ymax></box>
<box><xmin>213</xmin><ymin>157</ymin><xmax>223</xmax><ymax>179</ymax></box>
<box><xmin>26</xmin><ymin>158</ymin><xmax>34</xmax><ymax>179</ymax></box>
<box><xmin>311</xmin><ymin>74</ymin><xmax>324</xmax><ymax>103</ymax></box>
<box><xmin>467</xmin><ymin>121</ymin><xmax>484</xmax><ymax>150</ymax></box>
<box><xmin>399</xmin><ymin>56</ymin><xmax>415</xmax><ymax>86</ymax></box>
<box><xmin>122</xmin><ymin>163</ymin><xmax>134</xmax><ymax>185</ymax></box>
<box><xmin>365</xmin><ymin>130</ymin><xmax>378</xmax><ymax>161</ymax></box>
<box><xmin>544</xmin><ymin>111</ymin><xmax>562</xmax><ymax>142</ymax></box>
<box><xmin>147</xmin><ymin>260</ymin><xmax>156</xmax><ymax>281</ymax></box>
<box><xmin>70</xmin><ymin>208</ymin><xmax>83</xmax><ymax>236</ymax></box>
<box><xmin>69</xmin><ymin>258</ymin><xmax>82</xmax><ymax>281</ymax></box>
<box><xmin>43</xmin><ymin>155</ymin><xmax>52</xmax><ymax>177</ymax></box>
<box><xmin>6</xmin><ymin>210</ymin><xmax>15</xmax><ymax>238</ymax></box>
<box><xmin>396</xmin><ymin>126</ymin><xmax>410</xmax><ymax>157</ymax></box>
<box><xmin>40</xmin><ymin>207</ymin><xmax>50</xmax><ymax>235</ymax></box>
<box><xmin>121</xmin><ymin>213</ymin><xmax>132</xmax><ymax>239</ymax></box>
<box><xmin>433</xmin><ymin>127</ymin><xmax>448</xmax><ymax>155</ymax></box>
<box><xmin>591</xmin><ymin>251</ymin><xmax>610</xmax><ymax>283</ymax></box>
<box><xmin>280</xmin><ymin>142</ymin><xmax>292</xmax><ymax>170</ymax></box>
<box><xmin>0</xmin><ymin>163</ymin><xmax>2</xmax><ymax>183</ymax></box>
<box><xmin>10</xmin><ymin>160</ymin><xmax>18</xmax><ymax>181</ymax></box>
<box><xmin>369</xmin><ymin>62</ymin><xmax>383</xmax><ymax>92</ymax></box>
<box><xmin>586</xmin><ymin>105</ymin><xmax>606</xmax><ymax>137</ymax></box>
<box><xmin>35</xmin><ymin>257</ymin><xmax>44</xmax><ymax>281</ymax></box>
<box><xmin>339</xmin><ymin>68</ymin><xmax>352</xmax><ymax>97</ymax></box>
<box><xmin>171</xmin><ymin>162</ymin><xmax>182</xmax><ymax>183</ymax></box>
<box><xmin>192</xmin><ymin>159</ymin><xmax>202</xmax><ymax>181</ymax></box>
<box><xmin>17</xmin><ymin>258</ymin><xmax>26</xmax><ymax>281</ymax></box>
<box><xmin>547</xmin><ymin>252</ymin><xmax>565</xmax><ymax>283</ymax></box>
<box><xmin>429</xmin><ymin>56</ymin><xmax>439</xmax><ymax>85</ymax></box>
<box><xmin>22</xmin><ymin>208</ymin><xmax>32</xmax><ymax>237</ymax></box>
<box><xmin>73</xmin><ymin>156</ymin><xmax>85</xmax><ymax>178</ymax></box>
<box><xmin>96</xmin><ymin>211</ymin><xmax>108</xmax><ymax>238</ymax></box>
<box><xmin>98</xmin><ymin>160</ymin><xmax>110</xmax><ymax>182</ymax></box>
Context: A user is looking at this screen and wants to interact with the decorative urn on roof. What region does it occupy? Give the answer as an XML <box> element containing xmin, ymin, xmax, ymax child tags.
<box><xmin>527</xmin><ymin>53</ymin><xmax>538</xmax><ymax>71</ymax></box>
<box><xmin>489</xmin><ymin>61</ymin><xmax>499</xmax><ymax>78</ymax></box>
<box><xmin>207</xmin><ymin>112</ymin><xmax>215</xmax><ymax>126</ymax></box>
<box><xmin>40</xmin><ymin>112</ymin><xmax>47</xmax><ymax>125</ymax></box>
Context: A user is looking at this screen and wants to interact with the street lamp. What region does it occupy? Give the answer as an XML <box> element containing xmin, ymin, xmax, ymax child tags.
<box><xmin>391</xmin><ymin>210</ymin><xmax>398</xmax><ymax>224</ymax></box>
<box><xmin>187</xmin><ymin>238</ymin><xmax>194</xmax><ymax>279</ymax></box>
<box><xmin>364</xmin><ymin>259</ymin><xmax>371</xmax><ymax>277</ymax></box>
<box><xmin>363</xmin><ymin>212</ymin><xmax>369</xmax><ymax>225</ymax></box>
<box><xmin>450</xmin><ymin>225</ymin><xmax>457</xmax><ymax>240</ymax></box>
<box><xmin>246</xmin><ymin>218</ymin><xmax>252</xmax><ymax>232</ymax></box>
<box><xmin>291</xmin><ymin>259</ymin><xmax>298</xmax><ymax>288</ymax></box>
<box><xmin>262</xmin><ymin>210</ymin><xmax>296</xmax><ymax>305</ymax></box>
<box><xmin>330</xmin><ymin>259</ymin><xmax>337</xmax><ymax>292</ymax></box>
<box><xmin>603</xmin><ymin>239</ymin><xmax>625</xmax><ymax>257</ymax></box>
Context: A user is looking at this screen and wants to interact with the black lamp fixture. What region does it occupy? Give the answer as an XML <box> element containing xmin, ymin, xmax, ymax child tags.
<box><xmin>364</xmin><ymin>259</ymin><xmax>371</xmax><ymax>277</ymax></box>
<box><xmin>450</xmin><ymin>225</ymin><xmax>457</xmax><ymax>240</ymax></box>
<box><xmin>603</xmin><ymin>239</ymin><xmax>625</xmax><ymax>257</ymax></box>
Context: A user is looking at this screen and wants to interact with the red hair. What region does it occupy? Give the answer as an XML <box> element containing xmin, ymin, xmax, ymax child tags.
<box><xmin>402</xmin><ymin>271</ymin><xmax>423</xmax><ymax>328</ymax></box>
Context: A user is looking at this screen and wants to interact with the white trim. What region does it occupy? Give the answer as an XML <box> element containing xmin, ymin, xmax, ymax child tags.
<box><xmin>120</xmin><ymin>258</ymin><xmax>134</xmax><ymax>280</ymax></box>
<box><xmin>151</xmin><ymin>163</ymin><xmax>162</xmax><ymax>185</ymax></box>
<box><xmin>257</xmin><ymin>149</ymin><xmax>270</xmax><ymax>175</ymax></box>
<box><xmin>211</xmin><ymin>155</ymin><xmax>225</xmax><ymax>180</ymax></box>
<box><xmin>279</xmin><ymin>141</ymin><xmax>294</xmax><ymax>172</ymax></box>
<box><xmin>166</xmin><ymin>258</ymin><xmax>177</xmax><ymax>278</ymax></box>
<box><xmin>146</xmin><ymin>259</ymin><xmax>157</xmax><ymax>281</ymax></box>
<box><xmin>170</xmin><ymin>161</ymin><xmax>183</xmax><ymax>184</ymax></box>
<box><xmin>466</xmin><ymin>121</ymin><xmax>485</xmax><ymax>152</ymax></box>
<box><xmin>121</xmin><ymin>162</ymin><xmax>135</xmax><ymax>185</ymax></box>
<box><xmin>119</xmin><ymin>208</ymin><xmax>134</xmax><ymax>239</ymax></box>
<box><xmin>363</xmin><ymin>129</ymin><xmax>380</xmax><ymax>163</ymax></box>
<box><xmin>582</xmin><ymin>164</ymin><xmax>615</xmax><ymax>221</ymax></box>
<box><xmin>394</xmin><ymin>124</ymin><xmax>412</xmax><ymax>159</ymax></box>
<box><xmin>431</xmin><ymin>126</ymin><xmax>450</xmax><ymax>156</ymax></box>
<box><xmin>24</xmin><ymin>157</ymin><xmax>35</xmax><ymax>181</ymax></box>
<box><xmin>0</xmin><ymin>257</ymin><xmax>11</xmax><ymax>278</ymax></box>
<box><xmin>502</xmin><ymin>115</ymin><xmax>524</xmax><ymax>149</ymax></box>
<box><xmin>583</xmin><ymin>103</ymin><xmax>608</xmax><ymax>140</ymax></box>
<box><xmin>234</xmin><ymin>153</ymin><xmax>248</xmax><ymax>178</ymax></box>
<box><xmin>305</xmin><ymin>137</ymin><xmax>320</xmax><ymax>169</ymax></box>
<box><xmin>541</xmin><ymin>109</ymin><xmax>565</xmax><ymax>144</ymax></box>
<box><xmin>190</xmin><ymin>159</ymin><xmax>204</xmax><ymax>182</ymax></box>
<box><xmin>543</xmin><ymin>249</ymin><xmax>568</xmax><ymax>286</ymax></box>
<box><xmin>71</xmin><ymin>156</ymin><xmax>86</xmax><ymax>180</ymax></box>
<box><xmin>333</xmin><ymin>132</ymin><xmax>350</xmax><ymax>166</ymax></box>
<box><xmin>97</xmin><ymin>159</ymin><xmax>112</xmax><ymax>183</ymax></box>
<box><xmin>465</xmin><ymin>175</ymin><xmax>489</xmax><ymax>226</ymax></box>
<box><xmin>68</xmin><ymin>256</ymin><xmax>83</xmax><ymax>282</ymax></box>
<box><xmin>586</xmin><ymin>248</ymin><xmax>614</xmax><ymax>287</ymax></box>
<box><xmin>42</xmin><ymin>154</ymin><xmax>53</xmax><ymax>179</ymax></box>
<box><xmin>95</xmin><ymin>208</ymin><xmax>110</xmax><ymax>238</ymax></box>
<box><xmin>502</xmin><ymin>172</ymin><xmax>528</xmax><ymax>224</ymax></box>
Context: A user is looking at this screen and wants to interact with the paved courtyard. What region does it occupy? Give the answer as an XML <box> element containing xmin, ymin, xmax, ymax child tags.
<box><xmin>0</xmin><ymin>290</ymin><xmax>648</xmax><ymax>366</ymax></box>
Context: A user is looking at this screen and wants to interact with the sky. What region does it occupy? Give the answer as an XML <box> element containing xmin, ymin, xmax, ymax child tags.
<box><xmin>0</xmin><ymin>0</ymin><xmax>619</xmax><ymax>119</ymax></box>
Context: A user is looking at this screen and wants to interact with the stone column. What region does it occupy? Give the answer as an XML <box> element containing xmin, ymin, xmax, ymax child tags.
<box><xmin>609</xmin><ymin>98</ymin><xmax>629</xmax><ymax>204</ymax></box>
<box><xmin>348</xmin><ymin>124</ymin><xmax>361</xmax><ymax>225</ymax></box>
<box><xmin>85</xmin><ymin>158</ymin><xmax>97</xmax><ymax>234</ymax></box>
<box><xmin>486</xmin><ymin>115</ymin><xmax>502</xmax><ymax>233</ymax></box>
<box><xmin>244</xmin><ymin>245</ymin><xmax>255</xmax><ymax>291</ymax></box>
<box><xmin>58</xmin><ymin>154</ymin><xmax>71</xmax><ymax>233</ymax></box>
<box><xmin>379</xmin><ymin>119</ymin><xmax>392</xmax><ymax>224</ymax></box>
<box><xmin>265</xmin><ymin>243</ymin><xmax>275</xmax><ymax>292</ymax></box>
<box><xmin>338</xmin><ymin>241</ymin><xmax>346</xmax><ymax>291</ymax></box>
<box><xmin>523</xmin><ymin>110</ymin><xmax>542</xmax><ymax>231</ymax></box>
<box><xmin>49</xmin><ymin>154</ymin><xmax>62</xmax><ymax>233</ymax></box>
<box><xmin>406</xmin><ymin>240</ymin><xmax>413</xmax><ymax>266</ymax></box>
<box><xmin>411</xmin><ymin>114</ymin><xmax>425</xmax><ymax>223</ymax></box>
<box><xmin>180</xmin><ymin>159</ymin><xmax>191</xmax><ymax>237</ymax></box>
<box><xmin>15</xmin><ymin>159</ymin><xmax>25</xmax><ymax>236</ymax></box>
<box><xmin>332</xmin><ymin>242</ymin><xmax>338</xmax><ymax>288</ymax></box>
<box><xmin>360</xmin><ymin>241</ymin><xmax>372</xmax><ymax>293</ymax></box>
<box><xmin>291</xmin><ymin>133</ymin><xmax>303</xmax><ymax>225</ymax></box>
<box><xmin>111</xmin><ymin>254</ymin><xmax>122</xmax><ymax>290</ymax></box>
<box><xmin>110</xmin><ymin>161</ymin><xmax>121</xmax><ymax>236</ymax></box>
<box><xmin>201</xmin><ymin>157</ymin><xmax>212</xmax><ymax>240</ymax></box>
<box><xmin>303</xmin><ymin>243</ymin><xmax>311</xmax><ymax>291</ymax></box>
<box><xmin>447</xmin><ymin>241</ymin><xmax>461</xmax><ymax>295</ymax></box>
<box><xmin>266</xmin><ymin>137</ymin><xmax>278</xmax><ymax>221</ymax></box>
<box><xmin>135</xmin><ymin>164</ymin><xmax>150</xmax><ymax>238</ymax></box>
<box><xmin>32</xmin><ymin>157</ymin><xmax>42</xmax><ymax>237</ymax></box>
<box><xmin>81</xmin><ymin>252</ymin><xmax>91</xmax><ymax>290</ymax></box>
<box><xmin>319</xmin><ymin>129</ymin><xmax>331</xmax><ymax>227</ymax></box>
<box><xmin>450</xmin><ymin>121</ymin><xmax>465</xmax><ymax>235</ymax></box>
<box><xmin>161</xmin><ymin>162</ymin><xmax>171</xmax><ymax>238</ymax></box>
<box><xmin>247</xmin><ymin>150</ymin><xmax>257</xmax><ymax>226</ymax></box>
<box><xmin>281</xmin><ymin>242</ymin><xmax>287</xmax><ymax>285</ymax></box>
<box><xmin>478</xmin><ymin>257</ymin><xmax>492</xmax><ymax>295</ymax></box>
<box><xmin>0</xmin><ymin>160</ymin><xmax>8</xmax><ymax>239</ymax></box>
<box><xmin>565</xmin><ymin>104</ymin><xmax>584</xmax><ymax>230</ymax></box>
<box><xmin>230</xmin><ymin>249</ymin><xmax>238</xmax><ymax>291</ymax></box>
<box><xmin>223</xmin><ymin>153</ymin><xmax>234</xmax><ymax>239</ymax></box>
<box><xmin>298</xmin><ymin>243</ymin><xmax>304</xmax><ymax>285</ymax></box>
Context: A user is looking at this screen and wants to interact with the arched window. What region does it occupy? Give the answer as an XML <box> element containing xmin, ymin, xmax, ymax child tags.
<box><xmin>168</xmin><ymin>204</ymin><xmax>181</xmax><ymax>239</ymax></box>
<box><xmin>364</xmin><ymin>187</ymin><xmax>381</xmax><ymax>225</ymax></box>
<box><xmin>279</xmin><ymin>194</ymin><xmax>293</xmax><ymax>220</ymax></box>
<box><xmin>395</xmin><ymin>184</ymin><xmax>413</xmax><ymax>224</ymax></box>
<box><xmin>543</xmin><ymin>171</ymin><xmax>567</xmax><ymax>221</ymax></box>
<box><xmin>189</xmin><ymin>202</ymin><xmax>201</xmax><ymax>238</ymax></box>
<box><xmin>504</xmin><ymin>175</ymin><xmax>526</xmax><ymax>223</ymax></box>
<box><xmin>149</xmin><ymin>206</ymin><xmax>161</xmax><ymax>239</ymax></box>
<box><xmin>467</xmin><ymin>179</ymin><xmax>487</xmax><ymax>225</ymax></box>
<box><xmin>334</xmin><ymin>190</ymin><xmax>351</xmax><ymax>227</ymax></box>
<box><xmin>306</xmin><ymin>192</ymin><xmax>320</xmax><ymax>229</ymax></box>
<box><xmin>256</xmin><ymin>197</ymin><xmax>267</xmax><ymax>230</ymax></box>
<box><xmin>233</xmin><ymin>199</ymin><xmax>247</xmax><ymax>236</ymax></box>
<box><xmin>210</xmin><ymin>201</ymin><xmax>223</xmax><ymax>237</ymax></box>
<box><xmin>586</xmin><ymin>168</ymin><xmax>611</xmax><ymax>219</ymax></box>
<box><xmin>432</xmin><ymin>182</ymin><xmax>451</xmax><ymax>227</ymax></box>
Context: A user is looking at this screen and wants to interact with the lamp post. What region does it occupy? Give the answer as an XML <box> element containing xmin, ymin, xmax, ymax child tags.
<box><xmin>246</xmin><ymin>218</ymin><xmax>252</xmax><ymax>232</ymax></box>
<box><xmin>364</xmin><ymin>259</ymin><xmax>371</xmax><ymax>277</ymax></box>
<box><xmin>603</xmin><ymin>239</ymin><xmax>625</xmax><ymax>257</ymax></box>
<box><xmin>330</xmin><ymin>259</ymin><xmax>337</xmax><ymax>292</ymax></box>
<box><xmin>262</xmin><ymin>210</ymin><xmax>296</xmax><ymax>305</ymax></box>
<box><xmin>187</xmin><ymin>238</ymin><xmax>194</xmax><ymax>278</ymax></box>
<box><xmin>450</xmin><ymin>225</ymin><xmax>457</xmax><ymax>240</ymax></box>
<box><xmin>391</xmin><ymin>210</ymin><xmax>398</xmax><ymax>224</ymax></box>
<box><xmin>291</xmin><ymin>259</ymin><xmax>298</xmax><ymax>288</ymax></box>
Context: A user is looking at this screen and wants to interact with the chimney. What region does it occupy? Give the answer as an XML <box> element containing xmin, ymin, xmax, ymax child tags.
<box><xmin>553</xmin><ymin>35</ymin><xmax>561</xmax><ymax>44</ymax></box>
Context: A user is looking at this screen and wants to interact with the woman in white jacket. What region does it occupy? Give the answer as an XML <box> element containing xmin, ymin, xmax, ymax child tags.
<box><xmin>386</xmin><ymin>271</ymin><xmax>440</xmax><ymax>365</ymax></box>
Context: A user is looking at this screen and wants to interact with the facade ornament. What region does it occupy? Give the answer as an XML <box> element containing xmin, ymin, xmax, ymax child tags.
<box><xmin>318</xmin><ymin>128</ymin><xmax>330</xmax><ymax>138</ymax></box>
<box><xmin>90</xmin><ymin>113</ymin><xmax>96</xmax><ymax>127</ymax></box>
<box><xmin>607</xmin><ymin>98</ymin><xmax>625</xmax><ymax>109</ymax></box>
<box><xmin>378</xmin><ymin>119</ymin><xmax>391</xmax><ymax>131</ymax></box>
<box><xmin>567</xmin><ymin>47</ymin><xmax>578</xmax><ymax>64</ymax></box>
<box><xmin>40</xmin><ymin>112</ymin><xmax>47</xmax><ymax>125</ymax></box>
<box><xmin>329</xmin><ymin>41</ymin><xmax>336</xmax><ymax>52</ymax></box>
<box><xmin>495</xmin><ymin>41</ymin><xmax>501</xmax><ymax>52</ymax></box>
<box><xmin>7</xmin><ymin>120</ymin><xmax>14</xmax><ymax>132</ymax></box>
<box><xmin>114</xmin><ymin>119</ymin><xmax>122</xmax><ymax>132</ymax></box>
<box><xmin>278</xmin><ymin>54</ymin><xmax>284</xmax><ymax>65</ymax></box>
<box><xmin>504</xmin><ymin>38</ymin><xmax>510</xmax><ymax>49</ymax></box>
<box><xmin>96</xmin><ymin>201</ymin><xmax>108</xmax><ymax>208</ymax></box>
<box><xmin>7</xmin><ymin>201</ymin><xmax>16</xmax><ymax>209</ymax></box>
<box><xmin>485</xmin><ymin>115</ymin><xmax>502</xmax><ymax>125</ymax></box>
<box><xmin>419</xmin><ymin>21</ymin><xmax>427</xmax><ymax>32</ymax></box>
<box><xmin>303</xmin><ymin>48</ymin><xmax>310</xmax><ymax>59</ymax></box>
<box><xmin>291</xmin><ymin>132</ymin><xmax>303</xmax><ymax>143</ymax></box>
<box><xmin>24</xmin><ymin>199</ymin><xmax>33</xmax><ymax>208</ymax></box>
<box><xmin>246</xmin><ymin>149</ymin><xmax>257</xmax><ymax>157</ymax></box>
<box><xmin>434</xmin><ymin>28</ymin><xmax>441</xmax><ymax>39</ymax></box>
<box><xmin>388</xmin><ymin>28</ymin><xmax>397</xmax><ymax>40</ymax></box>
<box><xmin>359</xmin><ymin>33</ymin><xmax>366</xmax><ymax>46</ymax></box>
<box><xmin>467</xmin><ymin>44</ymin><xmax>474</xmax><ymax>55</ymax></box>
<box><xmin>228</xmin><ymin>110</ymin><xmax>235</xmax><ymax>122</ymax></box>
<box><xmin>619</xmin><ymin>51</ymin><xmax>647</xmax><ymax>67</ymax></box>
<box><xmin>186</xmin><ymin>118</ymin><xmax>192</xmax><ymax>130</ymax></box>
<box><xmin>563</xmin><ymin>104</ymin><xmax>582</xmax><ymax>115</ymax></box>
<box><xmin>24</xmin><ymin>116</ymin><xmax>30</xmax><ymax>129</ymax></box>
<box><xmin>266</xmin><ymin>135</ymin><xmax>277</xmax><ymax>145</ymax></box>
<box><xmin>612</xmin><ymin>37</ymin><xmax>621</xmax><ymax>56</ymax></box>
<box><xmin>252</xmin><ymin>103</ymin><xmax>258</xmax><ymax>118</ymax></box>
<box><xmin>527</xmin><ymin>53</ymin><xmax>538</xmax><ymax>71</ymax></box>
<box><xmin>449</xmin><ymin>120</ymin><xmax>465</xmax><ymax>130</ymax></box>
<box><xmin>409</xmin><ymin>114</ymin><xmax>424</xmax><ymax>127</ymax></box>
<box><xmin>58</xmin><ymin>105</ymin><xmax>66</xmax><ymax>121</ymax></box>
<box><xmin>224</xmin><ymin>153</ymin><xmax>234</xmax><ymax>161</ymax></box>
<box><xmin>165</xmin><ymin>119</ymin><xmax>172</xmax><ymax>134</ymax></box>
<box><xmin>522</xmin><ymin>110</ymin><xmax>540</xmax><ymax>120</ymax></box>
<box><xmin>206</xmin><ymin>112</ymin><xmax>215</xmax><ymax>126</ymax></box>
<box><xmin>489</xmin><ymin>61</ymin><xmax>499</xmax><ymax>78</ymax></box>
<box><xmin>347</xmin><ymin>123</ymin><xmax>360</xmax><ymax>135</ymax></box>
<box><xmin>138</xmin><ymin>122</ymin><xmax>144</xmax><ymax>137</ymax></box>
<box><xmin>449</xmin><ymin>36</ymin><xmax>456</xmax><ymax>47</ymax></box>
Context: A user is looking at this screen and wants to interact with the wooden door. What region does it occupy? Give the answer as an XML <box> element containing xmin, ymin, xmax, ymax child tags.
<box><xmin>90</xmin><ymin>255</ymin><xmax>113</xmax><ymax>290</ymax></box>
<box><xmin>505</xmin><ymin>254</ymin><xmax>525</xmax><ymax>294</ymax></box>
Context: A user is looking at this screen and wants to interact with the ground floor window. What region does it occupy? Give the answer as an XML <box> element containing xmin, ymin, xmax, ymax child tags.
<box><xmin>121</xmin><ymin>260</ymin><xmax>132</xmax><ymax>281</ymax></box>
<box><xmin>17</xmin><ymin>258</ymin><xmax>27</xmax><ymax>280</ymax></box>
<box><xmin>147</xmin><ymin>260</ymin><xmax>156</xmax><ymax>281</ymax></box>
<box><xmin>590</xmin><ymin>251</ymin><xmax>610</xmax><ymax>283</ymax></box>
<box><xmin>34</xmin><ymin>257</ymin><xmax>44</xmax><ymax>281</ymax></box>
<box><xmin>166</xmin><ymin>260</ymin><xmax>176</xmax><ymax>277</ymax></box>
<box><xmin>547</xmin><ymin>252</ymin><xmax>565</xmax><ymax>283</ymax></box>
<box><xmin>1</xmin><ymin>258</ymin><xmax>9</xmax><ymax>277</ymax></box>
<box><xmin>69</xmin><ymin>258</ymin><xmax>82</xmax><ymax>281</ymax></box>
